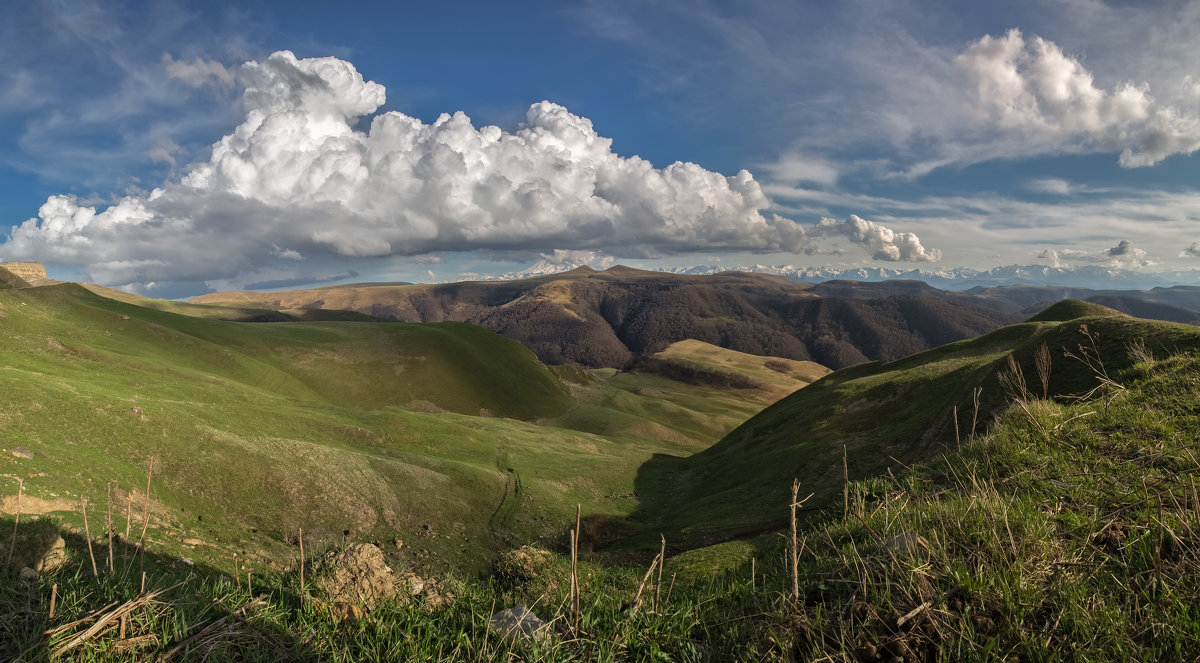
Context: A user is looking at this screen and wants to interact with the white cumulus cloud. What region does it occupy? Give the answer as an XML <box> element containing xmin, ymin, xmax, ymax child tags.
<box><xmin>813</xmin><ymin>214</ymin><xmax>941</xmax><ymax>262</ymax></box>
<box><xmin>3</xmin><ymin>50</ymin><xmax>939</xmax><ymax>291</ymax></box>
<box><xmin>956</xmin><ymin>29</ymin><xmax>1200</xmax><ymax>168</ymax></box>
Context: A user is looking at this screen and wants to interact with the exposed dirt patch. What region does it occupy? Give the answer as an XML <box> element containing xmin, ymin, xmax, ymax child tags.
<box><xmin>0</xmin><ymin>494</ymin><xmax>76</xmax><ymax>515</ymax></box>
<box><xmin>315</xmin><ymin>543</ymin><xmax>397</xmax><ymax>612</ymax></box>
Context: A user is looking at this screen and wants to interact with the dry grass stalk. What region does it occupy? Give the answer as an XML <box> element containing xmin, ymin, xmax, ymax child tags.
<box><xmin>896</xmin><ymin>600</ymin><xmax>932</xmax><ymax>628</ymax></box>
<box><xmin>654</xmin><ymin>535</ymin><xmax>666</xmax><ymax>612</ymax></box>
<box><xmin>299</xmin><ymin>528</ymin><xmax>306</xmax><ymax>596</ymax></box>
<box><xmin>106</xmin><ymin>482</ymin><xmax>115</xmax><ymax>572</ymax></box>
<box><xmin>570</xmin><ymin>503</ymin><xmax>581</xmax><ymax>633</ymax></box>
<box><xmin>790</xmin><ymin>478</ymin><xmax>800</xmax><ymax>604</ymax></box>
<box><xmin>953</xmin><ymin>405</ymin><xmax>961</xmax><ymax>450</ymax></box>
<box><xmin>111</xmin><ymin>633</ymin><xmax>159</xmax><ymax>653</ymax></box>
<box><xmin>1036</xmin><ymin>342</ymin><xmax>1052</xmax><ymax>399</ymax></box>
<box><xmin>234</xmin><ymin>555</ymin><xmax>241</xmax><ymax>591</ymax></box>
<box><xmin>789</xmin><ymin>479</ymin><xmax>813</xmax><ymax>605</ymax></box>
<box><xmin>842</xmin><ymin>445</ymin><xmax>849</xmax><ymax>521</ymax></box>
<box><xmin>81</xmin><ymin>496</ymin><xmax>99</xmax><ymax>576</ymax></box>
<box><xmin>6</xmin><ymin>477</ymin><xmax>22</xmax><ymax>568</ymax></box>
<box><xmin>50</xmin><ymin>583</ymin><xmax>58</xmax><ymax>620</ymax></box>
<box><xmin>665</xmin><ymin>572</ymin><xmax>676</xmax><ymax>605</ymax></box>
<box><xmin>999</xmin><ymin>354</ymin><xmax>1030</xmax><ymax>403</ymax></box>
<box><xmin>45</xmin><ymin>601</ymin><xmax>120</xmax><ymax>635</ymax></box>
<box><xmin>137</xmin><ymin>457</ymin><xmax>155</xmax><ymax>575</ymax></box>
<box><xmin>1063</xmin><ymin>324</ymin><xmax>1126</xmax><ymax>412</ymax></box>
<box><xmin>970</xmin><ymin>386</ymin><xmax>982</xmax><ymax>442</ymax></box>
<box><xmin>158</xmin><ymin>594</ymin><xmax>267</xmax><ymax>661</ymax></box>
<box><xmin>629</xmin><ymin>548</ymin><xmax>662</xmax><ymax>616</ymax></box>
<box><xmin>751</xmin><ymin>557</ymin><xmax>756</xmax><ymax>593</ymax></box>
<box><xmin>50</xmin><ymin>588</ymin><xmax>166</xmax><ymax>658</ymax></box>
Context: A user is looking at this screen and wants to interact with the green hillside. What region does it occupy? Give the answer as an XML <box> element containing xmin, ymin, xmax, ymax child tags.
<box><xmin>631</xmin><ymin>301</ymin><xmax>1200</xmax><ymax>547</ymax></box>
<box><xmin>7</xmin><ymin>300</ymin><xmax>1200</xmax><ymax>660</ymax></box>
<box><xmin>0</xmin><ymin>282</ymin><xmax>808</xmax><ymax>577</ymax></box>
<box><xmin>0</xmin><ymin>284</ymin><xmax>593</xmax><ymax>571</ymax></box>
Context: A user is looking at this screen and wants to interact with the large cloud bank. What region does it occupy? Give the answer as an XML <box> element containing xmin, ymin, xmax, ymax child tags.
<box><xmin>3</xmin><ymin>51</ymin><xmax>934</xmax><ymax>290</ymax></box>
<box><xmin>956</xmin><ymin>29</ymin><xmax>1200</xmax><ymax>168</ymax></box>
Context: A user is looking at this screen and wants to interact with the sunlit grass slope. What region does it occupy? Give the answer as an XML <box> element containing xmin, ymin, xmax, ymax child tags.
<box><xmin>636</xmin><ymin>301</ymin><xmax>1200</xmax><ymax>547</ymax></box>
<box><xmin>8</xmin><ymin>304</ymin><xmax>1200</xmax><ymax>660</ymax></box>
<box><xmin>0</xmin><ymin>283</ymin><xmax>621</xmax><ymax>572</ymax></box>
<box><xmin>0</xmin><ymin>282</ymin><xmax>811</xmax><ymax>576</ymax></box>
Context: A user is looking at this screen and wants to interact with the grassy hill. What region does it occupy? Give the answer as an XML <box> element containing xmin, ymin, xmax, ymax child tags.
<box><xmin>0</xmin><ymin>282</ymin><xmax>819</xmax><ymax>580</ymax></box>
<box><xmin>627</xmin><ymin>301</ymin><xmax>1200</xmax><ymax>548</ymax></box>
<box><xmin>190</xmin><ymin>266</ymin><xmax>1021</xmax><ymax>369</ymax></box>
<box><xmin>6</xmin><ymin>301</ymin><xmax>1200</xmax><ymax>660</ymax></box>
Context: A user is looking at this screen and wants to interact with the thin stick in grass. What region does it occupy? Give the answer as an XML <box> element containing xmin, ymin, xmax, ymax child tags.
<box><xmin>654</xmin><ymin>535</ymin><xmax>665</xmax><ymax>612</ymax></box>
<box><xmin>106</xmin><ymin>483</ymin><xmax>114</xmax><ymax>572</ymax></box>
<box><xmin>790</xmin><ymin>478</ymin><xmax>800</xmax><ymax>604</ymax></box>
<box><xmin>299</xmin><ymin>527</ymin><xmax>306</xmax><ymax>597</ymax></box>
<box><xmin>953</xmin><ymin>405</ymin><xmax>961</xmax><ymax>450</ymax></box>
<box><xmin>81</xmin><ymin>496</ymin><xmax>99</xmax><ymax>577</ymax></box>
<box><xmin>751</xmin><ymin>557</ymin><xmax>756</xmax><ymax>593</ymax></box>
<box><xmin>971</xmin><ymin>386</ymin><xmax>982</xmax><ymax>441</ymax></box>
<box><xmin>49</xmin><ymin>584</ymin><xmax>57</xmax><ymax>620</ymax></box>
<box><xmin>629</xmin><ymin>549</ymin><xmax>661</xmax><ymax>616</ymax></box>
<box><xmin>6</xmin><ymin>478</ymin><xmax>22</xmax><ymax>568</ymax></box>
<box><xmin>137</xmin><ymin>457</ymin><xmax>154</xmax><ymax>577</ymax></box>
<box><xmin>842</xmin><ymin>445</ymin><xmax>849</xmax><ymax>520</ymax></box>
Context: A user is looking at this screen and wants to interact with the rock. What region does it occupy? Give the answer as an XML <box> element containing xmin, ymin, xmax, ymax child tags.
<box><xmin>36</xmin><ymin>535</ymin><xmax>68</xmax><ymax>573</ymax></box>
<box><xmin>398</xmin><ymin>571</ymin><xmax>455</xmax><ymax>612</ymax></box>
<box><xmin>11</xmin><ymin>448</ymin><xmax>34</xmax><ymax>460</ymax></box>
<box><xmin>314</xmin><ymin>543</ymin><xmax>396</xmax><ymax>612</ymax></box>
<box><xmin>488</xmin><ymin>605</ymin><xmax>549</xmax><ymax>643</ymax></box>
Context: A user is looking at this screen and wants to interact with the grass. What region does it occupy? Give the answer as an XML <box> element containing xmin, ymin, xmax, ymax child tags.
<box><xmin>626</xmin><ymin>310</ymin><xmax>1200</xmax><ymax>549</ymax></box>
<box><xmin>5</xmin><ymin>301</ymin><xmax>1200</xmax><ymax>659</ymax></box>
<box><xmin>0</xmin><ymin>282</ymin><xmax>797</xmax><ymax>579</ymax></box>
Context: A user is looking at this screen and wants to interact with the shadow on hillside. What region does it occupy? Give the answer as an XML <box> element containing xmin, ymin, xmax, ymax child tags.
<box><xmin>0</xmin><ymin>517</ymin><xmax>322</xmax><ymax>662</ymax></box>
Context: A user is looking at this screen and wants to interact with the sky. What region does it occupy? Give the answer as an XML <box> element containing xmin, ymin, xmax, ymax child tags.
<box><xmin>1</xmin><ymin>0</ymin><xmax>1199</xmax><ymax>297</ymax></box>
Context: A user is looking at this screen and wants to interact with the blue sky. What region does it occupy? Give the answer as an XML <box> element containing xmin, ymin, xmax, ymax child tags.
<box><xmin>2</xmin><ymin>0</ymin><xmax>1199</xmax><ymax>297</ymax></box>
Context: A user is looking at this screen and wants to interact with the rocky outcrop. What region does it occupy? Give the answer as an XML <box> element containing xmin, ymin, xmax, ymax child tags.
<box><xmin>0</xmin><ymin>262</ymin><xmax>47</xmax><ymax>283</ymax></box>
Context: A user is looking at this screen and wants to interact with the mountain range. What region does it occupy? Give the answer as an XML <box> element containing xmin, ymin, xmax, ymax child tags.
<box><xmin>476</xmin><ymin>260</ymin><xmax>1200</xmax><ymax>291</ymax></box>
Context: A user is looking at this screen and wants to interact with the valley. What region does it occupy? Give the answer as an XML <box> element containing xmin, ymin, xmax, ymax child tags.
<box><xmin>5</xmin><ymin>265</ymin><xmax>1200</xmax><ymax>660</ymax></box>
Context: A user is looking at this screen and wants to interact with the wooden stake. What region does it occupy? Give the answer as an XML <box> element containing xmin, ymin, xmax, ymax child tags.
<box><xmin>82</xmin><ymin>496</ymin><xmax>99</xmax><ymax>577</ymax></box>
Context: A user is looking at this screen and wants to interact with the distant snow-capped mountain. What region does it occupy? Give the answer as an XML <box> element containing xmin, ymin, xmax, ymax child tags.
<box><xmin>656</xmin><ymin>263</ymin><xmax>1200</xmax><ymax>290</ymax></box>
<box><xmin>461</xmin><ymin>260</ymin><xmax>1200</xmax><ymax>290</ymax></box>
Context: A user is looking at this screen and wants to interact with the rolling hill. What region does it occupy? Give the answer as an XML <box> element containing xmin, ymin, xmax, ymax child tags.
<box><xmin>627</xmin><ymin>299</ymin><xmax>1200</xmax><ymax>547</ymax></box>
<box><xmin>192</xmin><ymin>266</ymin><xmax>1022</xmax><ymax>370</ymax></box>
<box><xmin>0</xmin><ymin>280</ymin><xmax>828</xmax><ymax>576</ymax></box>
